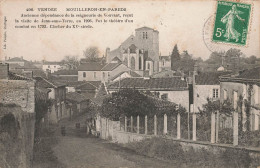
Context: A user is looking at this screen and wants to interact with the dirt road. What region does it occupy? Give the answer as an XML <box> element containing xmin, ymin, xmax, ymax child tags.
<box><xmin>51</xmin><ymin>115</ymin><xmax>179</xmax><ymax>168</ymax></box>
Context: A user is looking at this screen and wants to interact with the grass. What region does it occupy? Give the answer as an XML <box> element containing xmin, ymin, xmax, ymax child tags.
<box><xmin>125</xmin><ymin>137</ymin><xmax>259</xmax><ymax>168</ymax></box>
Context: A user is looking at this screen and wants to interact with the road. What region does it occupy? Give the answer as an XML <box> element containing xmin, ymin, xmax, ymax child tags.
<box><xmin>51</xmin><ymin>115</ymin><xmax>179</xmax><ymax>168</ymax></box>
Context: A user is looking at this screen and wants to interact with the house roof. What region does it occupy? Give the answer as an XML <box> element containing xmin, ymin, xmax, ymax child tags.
<box><xmin>110</xmin><ymin>70</ymin><xmax>141</xmax><ymax>81</ymax></box>
<box><xmin>159</xmin><ymin>56</ymin><xmax>171</xmax><ymax>61</ymax></box>
<box><xmin>101</xmin><ymin>63</ymin><xmax>121</xmax><ymax>71</ymax></box>
<box><xmin>43</xmin><ymin>61</ymin><xmax>61</xmax><ymax>65</ymax></box>
<box><xmin>219</xmin><ymin>67</ymin><xmax>260</xmax><ymax>85</ymax></box>
<box><xmin>6</xmin><ymin>57</ymin><xmax>27</xmax><ymax>62</ymax></box>
<box><xmin>195</xmin><ymin>72</ymin><xmax>230</xmax><ymax>85</ymax></box>
<box><xmin>76</xmin><ymin>81</ymin><xmax>100</xmax><ymax>90</ymax></box>
<box><xmin>66</xmin><ymin>92</ymin><xmax>88</xmax><ymax>103</ymax></box>
<box><xmin>8</xmin><ymin>72</ymin><xmax>32</xmax><ymax>81</ymax></box>
<box><xmin>78</xmin><ymin>62</ymin><xmax>105</xmax><ymax>71</ymax></box>
<box><xmin>53</xmin><ymin>69</ymin><xmax>78</xmax><ymax>75</ymax></box>
<box><xmin>108</xmin><ymin>77</ymin><xmax>188</xmax><ymax>91</ymax></box>
<box><xmin>34</xmin><ymin>77</ymin><xmax>65</xmax><ymax>88</ymax></box>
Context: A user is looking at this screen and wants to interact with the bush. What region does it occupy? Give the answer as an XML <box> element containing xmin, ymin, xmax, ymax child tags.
<box><xmin>218</xmin><ymin>128</ymin><xmax>233</xmax><ymax>144</ymax></box>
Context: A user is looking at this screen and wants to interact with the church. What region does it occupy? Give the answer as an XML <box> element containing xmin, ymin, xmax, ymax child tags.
<box><xmin>105</xmin><ymin>26</ymin><xmax>159</xmax><ymax>76</ymax></box>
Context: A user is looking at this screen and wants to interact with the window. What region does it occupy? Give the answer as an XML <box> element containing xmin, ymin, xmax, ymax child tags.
<box><xmin>94</xmin><ymin>72</ymin><xmax>96</xmax><ymax>79</ymax></box>
<box><xmin>103</xmin><ymin>72</ymin><xmax>105</xmax><ymax>79</ymax></box>
<box><xmin>224</xmin><ymin>89</ymin><xmax>227</xmax><ymax>100</ymax></box>
<box><xmin>54</xmin><ymin>66</ymin><xmax>56</xmax><ymax>68</ymax></box>
<box><xmin>213</xmin><ymin>89</ymin><xmax>219</xmax><ymax>98</ymax></box>
<box><xmin>83</xmin><ymin>72</ymin><xmax>86</xmax><ymax>78</ymax></box>
<box><xmin>48</xmin><ymin>65</ymin><xmax>50</xmax><ymax>68</ymax></box>
<box><xmin>108</xmin><ymin>72</ymin><xmax>110</xmax><ymax>78</ymax></box>
<box><xmin>161</xmin><ymin>93</ymin><xmax>168</xmax><ymax>101</ymax></box>
<box><xmin>143</xmin><ymin>32</ymin><xmax>148</xmax><ymax>39</ymax></box>
<box><xmin>139</xmin><ymin>56</ymin><xmax>142</xmax><ymax>70</ymax></box>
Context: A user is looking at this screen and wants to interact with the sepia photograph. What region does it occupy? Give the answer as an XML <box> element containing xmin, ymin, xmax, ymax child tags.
<box><xmin>0</xmin><ymin>0</ymin><xmax>259</xmax><ymax>167</ymax></box>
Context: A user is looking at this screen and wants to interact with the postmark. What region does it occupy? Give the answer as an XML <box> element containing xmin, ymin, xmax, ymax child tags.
<box><xmin>212</xmin><ymin>1</ymin><xmax>251</xmax><ymax>46</ymax></box>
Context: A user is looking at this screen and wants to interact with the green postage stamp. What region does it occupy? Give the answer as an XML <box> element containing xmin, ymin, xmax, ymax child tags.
<box><xmin>212</xmin><ymin>1</ymin><xmax>251</xmax><ymax>46</ymax></box>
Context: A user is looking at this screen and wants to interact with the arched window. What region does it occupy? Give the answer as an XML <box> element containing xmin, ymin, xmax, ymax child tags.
<box><xmin>139</xmin><ymin>56</ymin><xmax>142</xmax><ymax>70</ymax></box>
<box><xmin>83</xmin><ymin>72</ymin><xmax>86</xmax><ymax>78</ymax></box>
<box><xmin>131</xmin><ymin>57</ymin><xmax>135</xmax><ymax>69</ymax></box>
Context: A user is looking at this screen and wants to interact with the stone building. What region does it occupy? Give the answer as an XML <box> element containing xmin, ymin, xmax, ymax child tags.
<box><xmin>106</xmin><ymin>27</ymin><xmax>159</xmax><ymax>76</ymax></box>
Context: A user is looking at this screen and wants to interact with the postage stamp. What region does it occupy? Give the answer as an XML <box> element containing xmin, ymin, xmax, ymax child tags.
<box><xmin>212</xmin><ymin>1</ymin><xmax>251</xmax><ymax>46</ymax></box>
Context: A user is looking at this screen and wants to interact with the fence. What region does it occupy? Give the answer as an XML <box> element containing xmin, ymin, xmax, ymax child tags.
<box><xmin>116</xmin><ymin>111</ymin><xmax>259</xmax><ymax>147</ymax></box>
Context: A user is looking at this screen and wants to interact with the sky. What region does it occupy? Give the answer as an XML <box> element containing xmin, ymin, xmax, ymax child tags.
<box><xmin>0</xmin><ymin>0</ymin><xmax>259</xmax><ymax>62</ymax></box>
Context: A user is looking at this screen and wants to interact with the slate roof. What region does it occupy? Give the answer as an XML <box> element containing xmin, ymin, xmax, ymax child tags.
<box><xmin>66</xmin><ymin>92</ymin><xmax>88</xmax><ymax>103</ymax></box>
<box><xmin>195</xmin><ymin>72</ymin><xmax>229</xmax><ymax>85</ymax></box>
<box><xmin>53</xmin><ymin>69</ymin><xmax>78</xmax><ymax>75</ymax></box>
<box><xmin>108</xmin><ymin>77</ymin><xmax>188</xmax><ymax>91</ymax></box>
<box><xmin>101</xmin><ymin>63</ymin><xmax>121</xmax><ymax>71</ymax></box>
<box><xmin>78</xmin><ymin>62</ymin><xmax>105</xmax><ymax>71</ymax></box>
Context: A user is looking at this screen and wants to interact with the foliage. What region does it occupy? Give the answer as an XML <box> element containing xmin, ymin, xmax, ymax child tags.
<box><xmin>220</xmin><ymin>99</ymin><xmax>234</xmax><ymax>117</ymax></box>
<box><xmin>35</xmin><ymin>100</ymin><xmax>52</xmax><ymax>124</ymax></box>
<box><xmin>170</xmin><ymin>44</ymin><xmax>180</xmax><ymax>70</ymax></box>
<box><xmin>126</xmin><ymin>137</ymin><xmax>255</xmax><ymax>167</ymax></box>
<box><xmin>101</xmin><ymin>89</ymin><xmax>185</xmax><ymax>120</ymax></box>
<box><xmin>218</xmin><ymin>128</ymin><xmax>233</xmax><ymax>144</ymax></box>
<box><xmin>83</xmin><ymin>46</ymin><xmax>100</xmax><ymax>62</ymax></box>
<box><xmin>61</xmin><ymin>55</ymin><xmax>79</xmax><ymax>69</ymax></box>
<box><xmin>244</xmin><ymin>84</ymin><xmax>253</xmax><ymax>131</ymax></box>
<box><xmin>239</xmin><ymin>130</ymin><xmax>260</xmax><ymax>147</ymax></box>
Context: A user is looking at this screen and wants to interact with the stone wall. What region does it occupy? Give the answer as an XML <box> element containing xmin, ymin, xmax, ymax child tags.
<box><xmin>0</xmin><ymin>80</ymin><xmax>35</xmax><ymax>113</ymax></box>
<box><xmin>0</xmin><ymin>106</ymin><xmax>35</xmax><ymax>168</ymax></box>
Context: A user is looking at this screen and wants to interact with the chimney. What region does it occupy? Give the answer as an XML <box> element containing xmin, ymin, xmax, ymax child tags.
<box><xmin>0</xmin><ymin>63</ymin><xmax>9</xmax><ymax>79</ymax></box>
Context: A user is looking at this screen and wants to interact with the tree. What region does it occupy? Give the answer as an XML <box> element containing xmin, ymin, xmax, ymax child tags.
<box><xmin>61</xmin><ymin>55</ymin><xmax>79</xmax><ymax>69</ymax></box>
<box><xmin>83</xmin><ymin>46</ymin><xmax>100</xmax><ymax>62</ymax></box>
<box><xmin>171</xmin><ymin>44</ymin><xmax>180</xmax><ymax>70</ymax></box>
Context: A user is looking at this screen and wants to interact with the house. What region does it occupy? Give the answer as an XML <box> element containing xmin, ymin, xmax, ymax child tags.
<box><xmin>42</xmin><ymin>61</ymin><xmax>62</xmax><ymax>73</ymax></box>
<box><xmin>75</xmin><ymin>81</ymin><xmax>101</xmax><ymax>100</ymax></box>
<box><xmin>219</xmin><ymin>67</ymin><xmax>260</xmax><ymax>131</ymax></box>
<box><xmin>106</xmin><ymin>27</ymin><xmax>160</xmax><ymax>76</ymax></box>
<box><xmin>65</xmin><ymin>92</ymin><xmax>90</xmax><ymax>118</ymax></box>
<box><xmin>193</xmin><ymin>72</ymin><xmax>230</xmax><ymax>113</ymax></box>
<box><xmin>78</xmin><ymin>62</ymin><xmax>104</xmax><ymax>81</ymax></box>
<box><xmin>34</xmin><ymin>76</ymin><xmax>67</xmax><ymax>123</ymax></box>
<box><xmin>107</xmin><ymin>77</ymin><xmax>189</xmax><ymax>110</ymax></box>
<box><xmin>159</xmin><ymin>55</ymin><xmax>171</xmax><ymax>71</ymax></box>
<box><xmin>52</xmin><ymin>69</ymin><xmax>78</xmax><ymax>81</ymax></box>
<box><xmin>4</xmin><ymin>56</ymin><xmax>28</xmax><ymax>66</ymax></box>
<box><xmin>78</xmin><ymin>61</ymin><xmax>130</xmax><ymax>82</ymax></box>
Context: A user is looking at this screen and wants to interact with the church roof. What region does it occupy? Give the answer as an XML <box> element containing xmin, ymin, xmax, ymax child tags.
<box><xmin>135</xmin><ymin>26</ymin><xmax>159</xmax><ymax>32</ymax></box>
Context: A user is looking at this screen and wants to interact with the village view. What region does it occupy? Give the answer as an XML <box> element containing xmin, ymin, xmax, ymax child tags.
<box><xmin>0</xmin><ymin>27</ymin><xmax>260</xmax><ymax>168</ymax></box>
